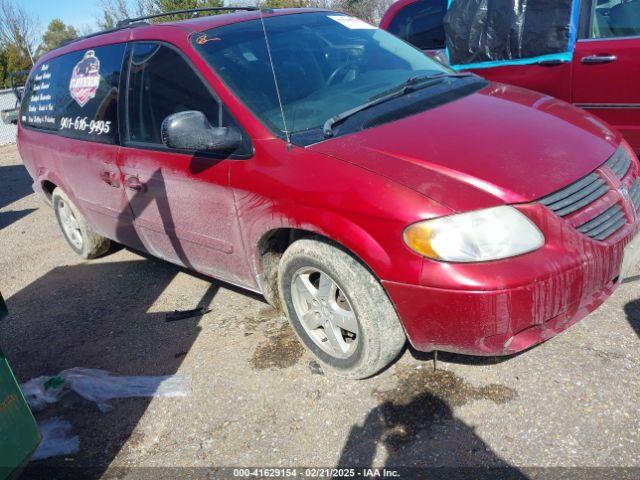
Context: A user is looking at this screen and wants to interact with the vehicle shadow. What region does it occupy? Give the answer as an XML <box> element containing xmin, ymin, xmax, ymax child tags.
<box><xmin>0</xmin><ymin>164</ymin><xmax>37</xmax><ymax>230</ymax></box>
<box><xmin>1</xmin><ymin>258</ymin><xmax>217</xmax><ymax>479</ymax></box>
<box><xmin>115</xmin><ymin>168</ymin><xmax>193</xmax><ymax>270</ymax></box>
<box><xmin>0</xmin><ymin>164</ymin><xmax>33</xmax><ymax>209</ymax></box>
<box><xmin>409</xmin><ymin>346</ymin><xmax>520</xmax><ymax>366</ymax></box>
<box><xmin>337</xmin><ymin>374</ymin><xmax>527</xmax><ymax>478</ymax></box>
<box><xmin>624</xmin><ymin>299</ymin><xmax>639</xmax><ymax>339</ymax></box>
<box><xmin>0</xmin><ymin>208</ymin><xmax>37</xmax><ymax>229</ymax></box>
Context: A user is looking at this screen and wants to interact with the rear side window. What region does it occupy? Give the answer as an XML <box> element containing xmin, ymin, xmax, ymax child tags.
<box><xmin>21</xmin><ymin>62</ymin><xmax>58</xmax><ymax>132</ymax></box>
<box><xmin>387</xmin><ymin>0</ymin><xmax>448</xmax><ymax>50</ymax></box>
<box><xmin>591</xmin><ymin>0</ymin><xmax>640</xmax><ymax>39</ymax></box>
<box><xmin>20</xmin><ymin>43</ymin><xmax>126</xmax><ymax>144</ymax></box>
<box><xmin>126</xmin><ymin>43</ymin><xmax>221</xmax><ymax>145</ymax></box>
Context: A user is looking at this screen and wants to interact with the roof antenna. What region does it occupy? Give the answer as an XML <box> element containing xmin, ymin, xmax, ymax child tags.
<box><xmin>258</xmin><ymin>6</ymin><xmax>293</xmax><ymax>151</ymax></box>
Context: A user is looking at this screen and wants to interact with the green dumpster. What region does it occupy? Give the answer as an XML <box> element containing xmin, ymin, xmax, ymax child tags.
<box><xmin>0</xmin><ymin>293</ymin><xmax>40</xmax><ymax>480</ymax></box>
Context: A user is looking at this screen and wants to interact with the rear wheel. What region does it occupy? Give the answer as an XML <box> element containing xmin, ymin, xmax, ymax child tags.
<box><xmin>278</xmin><ymin>238</ymin><xmax>406</xmax><ymax>379</ymax></box>
<box><xmin>52</xmin><ymin>188</ymin><xmax>111</xmax><ymax>259</ymax></box>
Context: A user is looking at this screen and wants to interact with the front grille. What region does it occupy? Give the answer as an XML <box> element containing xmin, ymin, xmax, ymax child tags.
<box><xmin>604</xmin><ymin>147</ymin><xmax>631</xmax><ymax>179</ymax></box>
<box><xmin>539</xmin><ymin>146</ymin><xmax>639</xmax><ymax>242</ymax></box>
<box><xmin>539</xmin><ymin>173</ymin><xmax>608</xmax><ymax>216</ymax></box>
<box><xmin>631</xmin><ymin>178</ymin><xmax>640</xmax><ymax>211</ymax></box>
<box><xmin>576</xmin><ymin>204</ymin><xmax>626</xmax><ymax>241</ymax></box>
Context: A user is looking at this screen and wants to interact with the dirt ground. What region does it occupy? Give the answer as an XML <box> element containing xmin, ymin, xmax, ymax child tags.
<box><xmin>1</xmin><ymin>144</ymin><xmax>639</xmax><ymax>479</ymax></box>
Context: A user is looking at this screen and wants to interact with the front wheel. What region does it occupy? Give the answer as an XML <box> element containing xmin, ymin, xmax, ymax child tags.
<box><xmin>52</xmin><ymin>188</ymin><xmax>111</xmax><ymax>259</ymax></box>
<box><xmin>278</xmin><ymin>238</ymin><xmax>406</xmax><ymax>379</ymax></box>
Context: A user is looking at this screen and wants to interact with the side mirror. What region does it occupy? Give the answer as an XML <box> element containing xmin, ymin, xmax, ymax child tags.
<box><xmin>161</xmin><ymin>110</ymin><xmax>242</xmax><ymax>153</ymax></box>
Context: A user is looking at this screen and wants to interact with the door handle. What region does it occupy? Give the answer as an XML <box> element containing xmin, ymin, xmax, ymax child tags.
<box><xmin>581</xmin><ymin>54</ymin><xmax>617</xmax><ymax>64</ymax></box>
<box><xmin>99</xmin><ymin>171</ymin><xmax>120</xmax><ymax>188</ymax></box>
<box><xmin>537</xmin><ymin>59</ymin><xmax>567</xmax><ymax>66</ymax></box>
<box><xmin>125</xmin><ymin>176</ymin><xmax>146</xmax><ymax>192</ymax></box>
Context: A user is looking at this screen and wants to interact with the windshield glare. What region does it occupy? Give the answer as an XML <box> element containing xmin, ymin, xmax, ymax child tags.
<box><xmin>194</xmin><ymin>12</ymin><xmax>451</xmax><ymax>136</ymax></box>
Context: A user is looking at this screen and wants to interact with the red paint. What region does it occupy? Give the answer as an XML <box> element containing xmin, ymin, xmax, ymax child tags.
<box><xmin>572</xmin><ymin>38</ymin><xmax>640</xmax><ymax>152</ymax></box>
<box><xmin>309</xmin><ymin>84</ymin><xmax>621</xmax><ymax>210</ymax></box>
<box><xmin>385</xmin><ymin>201</ymin><xmax>638</xmax><ymax>354</ymax></box>
<box><xmin>18</xmin><ymin>10</ymin><xmax>640</xmax><ymax>357</ymax></box>
<box><xmin>380</xmin><ymin>0</ymin><xmax>640</xmax><ymax>153</ymax></box>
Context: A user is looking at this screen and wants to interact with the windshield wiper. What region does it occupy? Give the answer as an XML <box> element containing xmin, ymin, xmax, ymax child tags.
<box><xmin>322</xmin><ymin>72</ymin><xmax>475</xmax><ymax>138</ymax></box>
<box><xmin>369</xmin><ymin>72</ymin><xmax>475</xmax><ymax>102</ymax></box>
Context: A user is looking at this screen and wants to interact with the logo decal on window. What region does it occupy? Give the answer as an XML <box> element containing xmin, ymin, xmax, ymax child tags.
<box><xmin>69</xmin><ymin>50</ymin><xmax>101</xmax><ymax>107</ymax></box>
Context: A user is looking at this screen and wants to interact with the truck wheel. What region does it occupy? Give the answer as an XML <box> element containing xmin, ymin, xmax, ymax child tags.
<box><xmin>278</xmin><ymin>237</ymin><xmax>406</xmax><ymax>379</ymax></box>
<box><xmin>52</xmin><ymin>188</ymin><xmax>111</xmax><ymax>259</ymax></box>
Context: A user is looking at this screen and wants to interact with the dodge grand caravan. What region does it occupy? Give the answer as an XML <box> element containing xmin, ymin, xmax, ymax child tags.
<box><xmin>18</xmin><ymin>8</ymin><xmax>640</xmax><ymax>378</ymax></box>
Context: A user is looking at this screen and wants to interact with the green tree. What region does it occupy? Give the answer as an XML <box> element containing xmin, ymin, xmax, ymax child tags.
<box><xmin>39</xmin><ymin>19</ymin><xmax>78</xmax><ymax>55</ymax></box>
<box><xmin>4</xmin><ymin>43</ymin><xmax>30</xmax><ymax>87</ymax></box>
<box><xmin>0</xmin><ymin>48</ymin><xmax>8</xmax><ymax>88</ymax></box>
<box><xmin>0</xmin><ymin>0</ymin><xmax>38</xmax><ymax>69</ymax></box>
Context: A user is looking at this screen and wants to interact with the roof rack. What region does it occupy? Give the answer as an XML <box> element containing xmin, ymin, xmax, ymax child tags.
<box><xmin>117</xmin><ymin>7</ymin><xmax>259</xmax><ymax>27</ymax></box>
<box><xmin>59</xmin><ymin>22</ymin><xmax>148</xmax><ymax>48</ymax></box>
<box><xmin>56</xmin><ymin>7</ymin><xmax>259</xmax><ymax>50</ymax></box>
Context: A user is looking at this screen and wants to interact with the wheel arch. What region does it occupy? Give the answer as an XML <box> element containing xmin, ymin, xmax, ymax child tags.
<box><xmin>251</xmin><ymin>213</ymin><xmax>394</xmax><ymax>308</ymax></box>
<box><xmin>41</xmin><ymin>179</ymin><xmax>57</xmax><ymax>201</ymax></box>
<box><xmin>34</xmin><ymin>170</ymin><xmax>73</xmax><ymax>207</ymax></box>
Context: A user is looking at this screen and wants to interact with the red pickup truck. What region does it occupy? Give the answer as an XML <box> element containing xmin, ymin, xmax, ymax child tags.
<box><xmin>381</xmin><ymin>0</ymin><xmax>640</xmax><ymax>153</ymax></box>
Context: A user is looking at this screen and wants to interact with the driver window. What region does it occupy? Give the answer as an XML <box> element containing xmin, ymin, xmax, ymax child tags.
<box><xmin>127</xmin><ymin>43</ymin><xmax>222</xmax><ymax>144</ymax></box>
<box><xmin>591</xmin><ymin>0</ymin><xmax>640</xmax><ymax>39</ymax></box>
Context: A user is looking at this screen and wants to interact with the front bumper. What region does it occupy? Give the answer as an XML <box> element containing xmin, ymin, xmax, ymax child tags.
<box><xmin>384</xmin><ymin>203</ymin><xmax>639</xmax><ymax>356</ymax></box>
<box><xmin>384</xmin><ymin>274</ymin><xmax>618</xmax><ymax>356</ymax></box>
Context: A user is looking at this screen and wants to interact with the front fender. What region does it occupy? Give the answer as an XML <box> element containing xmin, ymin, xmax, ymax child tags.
<box><xmin>231</xmin><ymin>139</ymin><xmax>453</xmax><ymax>287</ymax></box>
<box><xmin>243</xmin><ymin>202</ymin><xmax>395</xmax><ymax>283</ymax></box>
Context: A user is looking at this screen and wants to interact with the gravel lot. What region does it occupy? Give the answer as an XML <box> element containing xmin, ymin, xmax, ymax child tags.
<box><xmin>0</xmin><ymin>144</ymin><xmax>639</xmax><ymax>479</ymax></box>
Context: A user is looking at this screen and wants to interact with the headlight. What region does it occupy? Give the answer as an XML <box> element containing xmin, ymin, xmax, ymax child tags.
<box><xmin>403</xmin><ymin>206</ymin><xmax>545</xmax><ymax>262</ymax></box>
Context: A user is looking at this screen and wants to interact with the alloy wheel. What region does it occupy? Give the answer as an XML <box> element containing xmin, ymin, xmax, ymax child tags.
<box><xmin>290</xmin><ymin>267</ymin><xmax>359</xmax><ymax>359</ymax></box>
<box><xmin>57</xmin><ymin>199</ymin><xmax>83</xmax><ymax>250</ymax></box>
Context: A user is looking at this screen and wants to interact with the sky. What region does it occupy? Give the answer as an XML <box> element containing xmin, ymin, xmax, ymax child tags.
<box><xmin>20</xmin><ymin>0</ymin><xmax>259</xmax><ymax>34</ymax></box>
<box><xmin>21</xmin><ymin>0</ymin><xmax>122</xmax><ymax>32</ymax></box>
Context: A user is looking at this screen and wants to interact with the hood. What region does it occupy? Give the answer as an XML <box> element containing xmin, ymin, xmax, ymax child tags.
<box><xmin>309</xmin><ymin>83</ymin><xmax>621</xmax><ymax>212</ymax></box>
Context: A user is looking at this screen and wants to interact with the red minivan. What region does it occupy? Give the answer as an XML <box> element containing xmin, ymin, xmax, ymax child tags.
<box><xmin>381</xmin><ymin>0</ymin><xmax>640</xmax><ymax>154</ymax></box>
<box><xmin>18</xmin><ymin>8</ymin><xmax>640</xmax><ymax>378</ymax></box>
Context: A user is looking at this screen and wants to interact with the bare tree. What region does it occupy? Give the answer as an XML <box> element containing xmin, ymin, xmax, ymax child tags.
<box><xmin>0</xmin><ymin>0</ymin><xmax>40</xmax><ymax>64</ymax></box>
<box><xmin>97</xmin><ymin>0</ymin><xmax>153</xmax><ymax>29</ymax></box>
<box><xmin>334</xmin><ymin>0</ymin><xmax>393</xmax><ymax>23</ymax></box>
<box><xmin>77</xmin><ymin>23</ymin><xmax>98</xmax><ymax>37</ymax></box>
<box><xmin>309</xmin><ymin>0</ymin><xmax>335</xmax><ymax>8</ymax></box>
<box><xmin>96</xmin><ymin>0</ymin><xmax>389</xmax><ymax>32</ymax></box>
<box><xmin>99</xmin><ymin>0</ymin><xmax>244</xmax><ymax>26</ymax></box>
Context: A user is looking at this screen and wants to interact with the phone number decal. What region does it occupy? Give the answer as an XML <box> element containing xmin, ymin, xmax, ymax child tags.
<box><xmin>60</xmin><ymin>116</ymin><xmax>111</xmax><ymax>136</ymax></box>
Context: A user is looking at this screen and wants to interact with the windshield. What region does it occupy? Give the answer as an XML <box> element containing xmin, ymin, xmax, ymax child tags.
<box><xmin>193</xmin><ymin>12</ymin><xmax>454</xmax><ymax>138</ymax></box>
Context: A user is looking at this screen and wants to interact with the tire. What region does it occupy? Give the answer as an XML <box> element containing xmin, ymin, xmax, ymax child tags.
<box><xmin>278</xmin><ymin>237</ymin><xmax>406</xmax><ymax>379</ymax></box>
<box><xmin>52</xmin><ymin>188</ymin><xmax>111</xmax><ymax>259</ymax></box>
